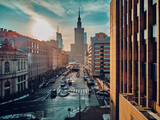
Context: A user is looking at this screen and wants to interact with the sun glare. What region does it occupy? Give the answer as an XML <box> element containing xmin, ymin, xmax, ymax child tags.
<box><xmin>32</xmin><ymin>18</ymin><xmax>54</xmax><ymax>40</ymax></box>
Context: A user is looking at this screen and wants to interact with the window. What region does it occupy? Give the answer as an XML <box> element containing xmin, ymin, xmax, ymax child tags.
<box><xmin>144</xmin><ymin>0</ymin><xmax>147</xmax><ymax>11</ymax></box>
<box><xmin>122</xmin><ymin>0</ymin><xmax>124</xmax><ymax>6</ymax></box>
<box><xmin>21</xmin><ymin>61</ymin><xmax>23</xmax><ymax>70</ymax></box>
<box><xmin>137</xmin><ymin>33</ymin><xmax>139</xmax><ymax>46</ymax></box>
<box><xmin>5</xmin><ymin>62</ymin><xmax>10</xmax><ymax>73</ymax></box>
<box><xmin>137</xmin><ymin>3</ymin><xmax>139</xmax><ymax>17</ymax></box>
<box><xmin>4</xmin><ymin>81</ymin><xmax>10</xmax><ymax>87</ymax></box>
<box><xmin>152</xmin><ymin>0</ymin><xmax>156</xmax><ymax>5</ymax></box>
<box><xmin>144</xmin><ymin>29</ymin><xmax>147</xmax><ymax>44</ymax></box>
<box><xmin>24</xmin><ymin>61</ymin><xmax>26</xmax><ymax>69</ymax></box>
<box><xmin>152</xmin><ymin>25</ymin><xmax>157</xmax><ymax>42</ymax></box>
<box><xmin>24</xmin><ymin>82</ymin><xmax>26</xmax><ymax>89</ymax></box>
<box><xmin>18</xmin><ymin>84</ymin><xmax>20</xmax><ymax>92</ymax></box>
<box><xmin>18</xmin><ymin>76</ymin><xmax>21</xmax><ymax>82</ymax></box>
<box><xmin>131</xmin><ymin>9</ymin><xmax>133</xmax><ymax>21</ymax></box>
<box><xmin>127</xmin><ymin>13</ymin><xmax>128</xmax><ymax>24</ymax></box>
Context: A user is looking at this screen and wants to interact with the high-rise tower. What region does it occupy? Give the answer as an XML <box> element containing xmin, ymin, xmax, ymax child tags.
<box><xmin>69</xmin><ymin>8</ymin><xmax>88</xmax><ymax>64</ymax></box>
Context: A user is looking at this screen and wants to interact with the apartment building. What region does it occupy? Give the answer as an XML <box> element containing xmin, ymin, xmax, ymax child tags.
<box><xmin>110</xmin><ymin>0</ymin><xmax>160</xmax><ymax>120</ymax></box>
<box><xmin>88</xmin><ymin>33</ymin><xmax>110</xmax><ymax>79</ymax></box>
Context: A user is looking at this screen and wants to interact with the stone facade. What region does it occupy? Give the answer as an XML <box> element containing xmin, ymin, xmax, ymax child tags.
<box><xmin>0</xmin><ymin>39</ymin><xmax>28</xmax><ymax>97</ymax></box>
<box><xmin>69</xmin><ymin>9</ymin><xmax>88</xmax><ymax>64</ymax></box>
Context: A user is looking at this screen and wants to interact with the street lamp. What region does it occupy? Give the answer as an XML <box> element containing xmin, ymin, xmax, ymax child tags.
<box><xmin>69</xmin><ymin>90</ymin><xmax>81</xmax><ymax>120</ymax></box>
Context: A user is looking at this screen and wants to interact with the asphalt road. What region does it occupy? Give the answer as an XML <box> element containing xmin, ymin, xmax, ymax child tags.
<box><xmin>0</xmin><ymin>68</ymin><xmax>100</xmax><ymax>120</ymax></box>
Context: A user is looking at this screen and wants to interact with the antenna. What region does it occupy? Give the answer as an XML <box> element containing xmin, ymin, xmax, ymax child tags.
<box><xmin>79</xmin><ymin>7</ymin><xmax>80</xmax><ymax>17</ymax></box>
<box><xmin>57</xmin><ymin>25</ymin><xmax>59</xmax><ymax>33</ymax></box>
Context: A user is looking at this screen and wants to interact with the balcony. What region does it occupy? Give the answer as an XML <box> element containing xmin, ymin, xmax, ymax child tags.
<box><xmin>119</xmin><ymin>94</ymin><xmax>159</xmax><ymax>120</ymax></box>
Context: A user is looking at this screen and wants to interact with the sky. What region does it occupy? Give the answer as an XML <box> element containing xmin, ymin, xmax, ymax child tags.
<box><xmin>0</xmin><ymin>0</ymin><xmax>110</xmax><ymax>51</ymax></box>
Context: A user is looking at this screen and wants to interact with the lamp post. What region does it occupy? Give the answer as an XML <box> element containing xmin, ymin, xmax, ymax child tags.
<box><xmin>79</xmin><ymin>92</ymin><xmax>81</xmax><ymax>120</ymax></box>
<box><xmin>69</xmin><ymin>90</ymin><xmax>81</xmax><ymax>120</ymax></box>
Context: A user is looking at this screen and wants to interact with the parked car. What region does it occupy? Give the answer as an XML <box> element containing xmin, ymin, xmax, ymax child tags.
<box><xmin>51</xmin><ymin>89</ymin><xmax>57</xmax><ymax>98</ymax></box>
<box><xmin>68</xmin><ymin>80</ymin><xmax>72</xmax><ymax>86</ymax></box>
<box><xmin>96</xmin><ymin>91</ymin><xmax>109</xmax><ymax>97</ymax></box>
<box><xmin>61</xmin><ymin>83</ymin><xmax>65</xmax><ymax>88</ymax></box>
<box><xmin>88</xmin><ymin>81</ymin><xmax>95</xmax><ymax>86</ymax></box>
<box><xmin>59</xmin><ymin>90</ymin><xmax>69</xmax><ymax>97</ymax></box>
<box><xmin>44</xmin><ymin>82</ymin><xmax>50</xmax><ymax>87</ymax></box>
<box><xmin>83</xmin><ymin>77</ymin><xmax>87</xmax><ymax>81</ymax></box>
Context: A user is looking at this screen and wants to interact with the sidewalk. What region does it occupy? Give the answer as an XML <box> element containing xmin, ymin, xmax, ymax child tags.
<box><xmin>67</xmin><ymin>106</ymin><xmax>110</xmax><ymax>120</ymax></box>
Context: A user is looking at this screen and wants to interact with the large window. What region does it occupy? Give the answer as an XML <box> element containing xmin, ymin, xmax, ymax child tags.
<box><xmin>152</xmin><ymin>25</ymin><xmax>157</xmax><ymax>42</ymax></box>
<box><xmin>24</xmin><ymin>61</ymin><xmax>26</xmax><ymax>69</ymax></box>
<box><xmin>152</xmin><ymin>0</ymin><xmax>156</xmax><ymax>5</ymax></box>
<box><xmin>137</xmin><ymin>3</ymin><xmax>139</xmax><ymax>17</ymax></box>
<box><xmin>144</xmin><ymin>0</ymin><xmax>147</xmax><ymax>11</ymax></box>
<box><xmin>5</xmin><ymin>62</ymin><xmax>10</xmax><ymax>73</ymax></box>
<box><xmin>131</xmin><ymin>9</ymin><xmax>133</xmax><ymax>21</ymax></box>
<box><xmin>144</xmin><ymin>29</ymin><xmax>147</xmax><ymax>44</ymax></box>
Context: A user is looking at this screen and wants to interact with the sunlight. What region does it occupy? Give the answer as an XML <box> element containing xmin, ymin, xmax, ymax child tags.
<box><xmin>32</xmin><ymin>18</ymin><xmax>54</xmax><ymax>40</ymax></box>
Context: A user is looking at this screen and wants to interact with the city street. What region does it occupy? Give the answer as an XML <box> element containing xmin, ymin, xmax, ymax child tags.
<box><xmin>0</xmin><ymin>68</ymin><xmax>100</xmax><ymax>120</ymax></box>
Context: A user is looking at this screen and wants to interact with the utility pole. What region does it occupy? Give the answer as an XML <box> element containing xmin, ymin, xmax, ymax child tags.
<box><xmin>79</xmin><ymin>92</ymin><xmax>81</xmax><ymax>120</ymax></box>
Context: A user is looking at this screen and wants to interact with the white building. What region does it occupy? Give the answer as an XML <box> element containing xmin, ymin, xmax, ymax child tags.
<box><xmin>0</xmin><ymin>39</ymin><xmax>28</xmax><ymax>97</ymax></box>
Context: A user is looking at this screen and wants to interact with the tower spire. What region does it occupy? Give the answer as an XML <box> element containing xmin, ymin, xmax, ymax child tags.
<box><xmin>79</xmin><ymin>7</ymin><xmax>80</xmax><ymax>18</ymax></box>
<box><xmin>77</xmin><ymin>7</ymin><xmax>82</xmax><ymax>29</ymax></box>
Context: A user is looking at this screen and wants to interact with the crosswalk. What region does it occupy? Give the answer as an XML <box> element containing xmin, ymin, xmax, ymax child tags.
<box><xmin>35</xmin><ymin>87</ymin><xmax>52</xmax><ymax>95</ymax></box>
<box><xmin>69</xmin><ymin>88</ymin><xmax>89</xmax><ymax>95</ymax></box>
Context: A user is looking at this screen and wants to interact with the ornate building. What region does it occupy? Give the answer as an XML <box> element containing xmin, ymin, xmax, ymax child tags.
<box><xmin>69</xmin><ymin>9</ymin><xmax>88</xmax><ymax>64</ymax></box>
<box><xmin>0</xmin><ymin>39</ymin><xmax>28</xmax><ymax>97</ymax></box>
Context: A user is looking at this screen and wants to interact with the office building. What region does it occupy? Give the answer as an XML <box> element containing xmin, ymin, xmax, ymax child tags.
<box><xmin>110</xmin><ymin>0</ymin><xmax>160</xmax><ymax>119</ymax></box>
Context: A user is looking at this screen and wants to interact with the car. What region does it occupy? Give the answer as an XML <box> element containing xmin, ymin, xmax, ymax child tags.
<box><xmin>83</xmin><ymin>77</ymin><xmax>87</xmax><ymax>81</ymax></box>
<box><xmin>44</xmin><ymin>82</ymin><xmax>50</xmax><ymax>87</ymax></box>
<box><xmin>61</xmin><ymin>83</ymin><xmax>65</xmax><ymax>88</ymax></box>
<box><xmin>59</xmin><ymin>90</ymin><xmax>69</xmax><ymax>97</ymax></box>
<box><xmin>51</xmin><ymin>89</ymin><xmax>57</xmax><ymax>98</ymax></box>
<box><xmin>88</xmin><ymin>81</ymin><xmax>95</xmax><ymax>86</ymax></box>
<box><xmin>68</xmin><ymin>80</ymin><xmax>72</xmax><ymax>86</ymax></box>
<box><xmin>96</xmin><ymin>91</ymin><xmax>109</xmax><ymax>97</ymax></box>
<box><xmin>50</xmin><ymin>78</ymin><xmax>56</xmax><ymax>83</ymax></box>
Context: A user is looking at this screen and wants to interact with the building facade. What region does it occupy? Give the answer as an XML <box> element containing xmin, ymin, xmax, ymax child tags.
<box><xmin>70</xmin><ymin>9</ymin><xmax>88</xmax><ymax>64</ymax></box>
<box><xmin>110</xmin><ymin>0</ymin><xmax>160</xmax><ymax>120</ymax></box>
<box><xmin>88</xmin><ymin>33</ymin><xmax>110</xmax><ymax>79</ymax></box>
<box><xmin>0</xmin><ymin>39</ymin><xmax>28</xmax><ymax>97</ymax></box>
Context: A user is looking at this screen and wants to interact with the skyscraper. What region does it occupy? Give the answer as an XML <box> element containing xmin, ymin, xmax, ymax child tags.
<box><xmin>110</xmin><ymin>0</ymin><xmax>160</xmax><ymax>120</ymax></box>
<box><xmin>70</xmin><ymin>8</ymin><xmax>88</xmax><ymax>64</ymax></box>
<box><xmin>56</xmin><ymin>31</ymin><xmax>63</xmax><ymax>49</ymax></box>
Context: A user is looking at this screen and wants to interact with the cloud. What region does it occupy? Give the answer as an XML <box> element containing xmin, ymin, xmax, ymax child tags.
<box><xmin>31</xmin><ymin>0</ymin><xmax>65</xmax><ymax>17</ymax></box>
<box><xmin>0</xmin><ymin>0</ymin><xmax>110</xmax><ymax>51</ymax></box>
